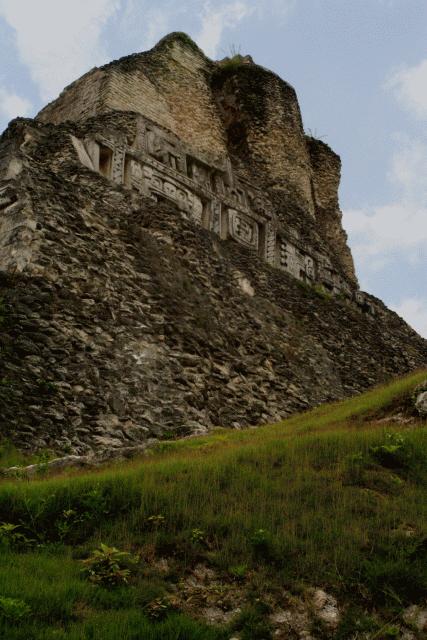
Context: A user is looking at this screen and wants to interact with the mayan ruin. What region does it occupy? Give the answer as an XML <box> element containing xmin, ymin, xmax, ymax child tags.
<box><xmin>0</xmin><ymin>33</ymin><xmax>426</xmax><ymax>456</ymax></box>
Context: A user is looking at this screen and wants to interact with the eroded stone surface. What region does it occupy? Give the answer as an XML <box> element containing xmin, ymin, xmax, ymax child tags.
<box><xmin>414</xmin><ymin>380</ymin><xmax>427</xmax><ymax>417</ymax></box>
<box><xmin>0</xmin><ymin>33</ymin><xmax>426</xmax><ymax>455</ymax></box>
<box><xmin>403</xmin><ymin>604</ymin><xmax>427</xmax><ymax>631</ymax></box>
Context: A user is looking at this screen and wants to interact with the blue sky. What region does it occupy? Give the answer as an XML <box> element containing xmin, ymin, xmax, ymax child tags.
<box><xmin>0</xmin><ymin>0</ymin><xmax>426</xmax><ymax>336</ymax></box>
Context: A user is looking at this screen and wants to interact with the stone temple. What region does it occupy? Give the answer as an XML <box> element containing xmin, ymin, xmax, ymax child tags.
<box><xmin>0</xmin><ymin>33</ymin><xmax>426</xmax><ymax>455</ymax></box>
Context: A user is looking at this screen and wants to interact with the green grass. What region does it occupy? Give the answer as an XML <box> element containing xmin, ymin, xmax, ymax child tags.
<box><xmin>0</xmin><ymin>370</ymin><xmax>426</xmax><ymax>638</ymax></box>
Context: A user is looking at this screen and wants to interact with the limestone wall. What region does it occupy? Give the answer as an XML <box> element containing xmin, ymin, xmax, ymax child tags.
<box><xmin>38</xmin><ymin>35</ymin><xmax>228</xmax><ymax>163</ymax></box>
<box><xmin>308</xmin><ymin>137</ymin><xmax>357</xmax><ymax>286</ymax></box>
<box><xmin>38</xmin><ymin>69</ymin><xmax>107</xmax><ymax>124</ymax></box>
<box><xmin>0</xmin><ymin>118</ymin><xmax>425</xmax><ymax>457</ymax></box>
<box><xmin>35</xmin><ymin>33</ymin><xmax>358</xmax><ymax>285</ymax></box>
<box><xmin>212</xmin><ymin>65</ymin><xmax>315</xmax><ymax>216</ymax></box>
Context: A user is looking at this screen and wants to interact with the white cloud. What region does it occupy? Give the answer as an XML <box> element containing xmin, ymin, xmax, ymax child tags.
<box><xmin>196</xmin><ymin>2</ymin><xmax>254</xmax><ymax>58</ymax></box>
<box><xmin>344</xmin><ymin>136</ymin><xmax>427</xmax><ymax>264</ymax></box>
<box><xmin>388</xmin><ymin>135</ymin><xmax>427</xmax><ymax>198</ymax></box>
<box><xmin>0</xmin><ymin>0</ymin><xmax>119</xmax><ymax>102</ymax></box>
<box><xmin>392</xmin><ymin>298</ymin><xmax>427</xmax><ymax>338</ymax></box>
<box><xmin>0</xmin><ymin>88</ymin><xmax>32</xmax><ymax>120</ymax></box>
<box><xmin>195</xmin><ymin>0</ymin><xmax>296</xmax><ymax>58</ymax></box>
<box><xmin>386</xmin><ymin>58</ymin><xmax>427</xmax><ymax>120</ymax></box>
<box><xmin>118</xmin><ymin>0</ymin><xmax>177</xmax><ymax>51</ymax></box>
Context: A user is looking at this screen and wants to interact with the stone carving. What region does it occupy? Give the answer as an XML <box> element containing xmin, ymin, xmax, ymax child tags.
<box><xmin>73</xmin><ymin>113</ymin><xmax>361</xmax><ymax>302</ymax></box>
<box><xmin>131</xmin><ymin>160</ymin><xmax>143</xmax><ymax>180</ymax></box>
<box><xmin>151</xmin><ymin>175</ymin><xmax>163</xmax><ymax>193</ymax></box>
<box><xmin>210</xmin><ymin>200</ymin><xmax>221</xmax><ymax>236</ymax></box>
<box><xmin>189</xmin><ymin>194</ymin><xmax>204</xmax><ymax>224</ymax></box>
<box><xmin>212</xmin><ymin>172</ymin><xmax>225</xmax><ymax>196</ymax></box>
<box><xmin>70</xmin><ymin>136</ymin><xmax>95</xmax><ymax>170</ymax></box>
<box><xmin>277</xmin><ymin>239</ymin><xmax>317</xmax><ymax>283</ymax></box>
<box><xmin>188</xmin><ymin>158</ymin><xmax>210</xmax><ymax>189</ymax></box>
<box><xmin>147</xmin><ymin>127</ymin><xmax>184</xmax><ymax>173</ymax></box>
<box><xmin>147</xmin><ymin>129</ymin><xmax>168</xmax><ymax>163</ymax></box>
<box><xmin>229</xmin><ymin>209</ymin><xmax>259</xmax><ymax>249</ymax></box>
<box><xmin>304</xmin><ymin>255</ymin><xmax>315</xmax><ymax>280</ymax></box>
<box><xmin>248</xmin><ymin>190</ymin><xmax>266</xmax><ymax>215</ymax></box>
<box><xmin>164</xmin><ymin>182</ymin><xmax>177</xmax><ymax>200</ymax></box>
<box><xmin>111</xmin><ymin>147</ymin><xmax>125</xmax><ymax>184</ymax></box>
<box><xmin>176</xmin><ymin>189</ymin><xmax>187</xmax><ymax>205</ymax></box>
<box><xmin>264</xmin><ymin>224</ymin><xmax>276</xmax><ymax>265</ymax></box>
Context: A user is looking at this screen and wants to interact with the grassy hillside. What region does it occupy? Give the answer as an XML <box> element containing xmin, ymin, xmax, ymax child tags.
<box><xmin>0</xmin><ymin>371</ymin><xmax>426</xmax><ymax>639</ymax></box>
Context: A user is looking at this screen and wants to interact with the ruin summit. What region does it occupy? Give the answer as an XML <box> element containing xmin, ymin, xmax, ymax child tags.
<box><xmin>36</xmin><ymin>32</ymin><xmax>358</xmax><ymax>303</ymax></box>
<box><xmin>0</xmin><ymin>33</ymin><xmax>426</xmax><ymax>455</ymax></box>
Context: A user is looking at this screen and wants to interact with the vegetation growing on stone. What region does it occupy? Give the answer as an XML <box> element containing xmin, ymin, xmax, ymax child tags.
<box><xmin>0</xmin><ymin>371</ymin><xmax>426</xmax><ymax>638</ymax></box>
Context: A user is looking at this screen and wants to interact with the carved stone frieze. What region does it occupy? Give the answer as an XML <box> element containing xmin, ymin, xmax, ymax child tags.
<box><xmin>70</xmin><ymin>113</ymin><xmax>359</xmax><ymax>301</ymax></box>
<box><xmin>264</xmin><ymin>223</ymin><xmax>277</xmax><ymax>265</ymax></box>
<box><xmin>210</xmin><ymin>200</ymin><xmax>221</xmax><ymax>236</ymax></box>
<box><xmin>111</xmin><ymin>147</ymin><xmax>125</xmax><ymax>184</ymax></box>
<box><xmin>228</xmin><ymin>209</ymin><xmax>259</xmax><ymax>249</ymax></box>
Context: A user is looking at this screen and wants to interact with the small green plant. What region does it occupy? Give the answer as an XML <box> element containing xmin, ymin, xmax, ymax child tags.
<box><xmin>145</xmin><ymin>596</ymin><xmax>177</xmax><ymax>621</ymax></box>
<box><xmin>147</xmin><ymin>514</ymin><xmax>166</xmax><ymax>528</ymax></box>
<box><xmin>33</xmin><ymin>450</ymin><xmax>56</xmax><ymax>477</ymax></box>
<box><xmin>189</xmin><ymin>528</ymin><xmax>205</xmax><ymax>544</ymax></box>
<box><xmin>56</xmin><ymin>509</ymin><xmax>85</xmax><ymax>542</ymax></box>
<box><xmin>0</xmin><ymin>596</ymin><xmax>31</xmax><ymax>623</ymax></box>
<box><xmin>0</xmin><ymin>523</ymin><xmax>35</xmax><ymax>550</ymax></box>
<box><xmin>81</xmin><ymin>485</ymin><xmax>109</xmax><ymax>521</ymax></box>
<box><xmin>381</xmin><ymin>625</ymin><xmax>400</xmax><ymax>638</ymax></box>
<box><xmin>234</xmin><ymin>602</ymin><xmax>273</xmax><ymax>640</ymax></box>
<box><xmin>229</xmin><ymin>564</ymin><xmax>248</xmax><ymax>581</ymax></box>
<box><xmin>335</xmin><ymin>606</ymin><xmax>379</xmax><ymax>639</ymax></box>
<box><xmin>0</xmin><ymin>439</ymin><xmax>26</xmax><ymax>468</ymax></box>
<box><xmin>371</xmin><ymin>432</ymin><xmax>412</xmax><ymax>469</ymax></box>
<box><xmin>81</xmin><ymin>544</ymin><xmax>138</xmax><ymax>587</ymax></box>
<box><xmin>313</xmin><ymin>283</ymin><xmax>331</xmax><ymax>299</ymax></box>
<box><xmin>250</xmin><ymin>529</ymin><xmax>273</xmax><ymax>559</ymax></box>
<box><xmin>341</xmin><ymin>451</ymin><xmax>367</xmax><ymax>485</ymax></box>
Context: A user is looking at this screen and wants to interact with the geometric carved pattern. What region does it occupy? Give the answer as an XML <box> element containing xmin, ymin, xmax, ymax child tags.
<box><xmin>78</xmin><ymin>116</ymin><xmax>357</xmax><ymax>302</ymax></box>
<box><xmin>228</xmin><ymin>209</ymin><xmax>259</xmax><ymax>249</ymax></box>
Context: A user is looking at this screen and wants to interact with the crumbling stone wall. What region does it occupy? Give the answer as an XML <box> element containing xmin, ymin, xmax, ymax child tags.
<box><xmin>37</xmin><ymin>69</ymin><xmax>107</xmax><ymax>125</ymax></box>
<box><xmin>212</xmin><ymin>64</ymin><xmax>315</xmax><ymax>216</ymax></box>
<box><xmin>39</xmin><ymin>34</ymin><xmax>227</xmax><ymax>162</ymax></box>
<box><xmin>36</xmin><ymin>33</ymin><xmax>359</xmax><ymax>288</ymax></box>
<box><xmin>307</xmin><ymin>137</ymin><xmax>357</xmax><ymax>286</ymax></box>
<box><xmin>1</xmin><ymin>35</ymin><xmax>425</xmax><ymax>456</ymax></box>
<box><xmin>0</xmin><ymin>117</ymin><xmax>425</xmax><ymax>456</ymax></box>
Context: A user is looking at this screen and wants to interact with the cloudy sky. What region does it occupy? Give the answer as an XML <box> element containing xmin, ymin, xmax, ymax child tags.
<box><xmin>0</xmin><ymin>0</ymin><xmax>426</xmax><ymax>336</ymax></box>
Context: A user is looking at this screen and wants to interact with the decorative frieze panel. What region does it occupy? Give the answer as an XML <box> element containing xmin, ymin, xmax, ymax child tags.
<box><xmin>146</xmin><ymin>126</ymin><xmax>185</xmax><ymax>173</ymax></box>
<box><xmin>70</xmin><ymin>116</ymin><xmax>364</xmax><ymax>304</ymax></box>
<box><xmin>210</xmin><ymin>200</ymin><xmax>221</xmax><ymax>236</ymax></box>
<box><xmin>278</xmin><ymin>240</ymin><xmax>303</xmax><ymax>279</ymax></box>
<box><xmin>128</xmin><ymin>158</ymin><xmax>144</xmax><ymax>190</ymax></box>
<box><xmin>111</xmin><ymin>147</ymin><xmax>125</xmax><ymax>184</ymax></box>
<box><xmin>228</xmin><ymin>209</ymin><xmax>259</xmax><ymax>249</ymax></box>
<box><xmin>277</xmin><ymin>238</ymin><xmax>316</xmax><ymax>283</ymax></box>
<box><xmin>304</xmin><ymin>255</ymin><xmax>315</xmax><ymax>281</ymax></box>
<box><xmin>189</xmin><ymin>193</ymin><xmax>204</xmax><ymax>224</ymax></box>
<box><xmin>264</xmin><ymin>223</ymin><xmax>276</xmax><ymax>264</ymax></box>
<box><xmin>187</xmin><ymin>158</ymin><xmax>211</xmax><ymax>189</ymax></box>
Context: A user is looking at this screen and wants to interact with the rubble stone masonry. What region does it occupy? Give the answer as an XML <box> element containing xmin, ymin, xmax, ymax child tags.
<box><xmin>0</xmin><ymin>34</ymin><xmax>425</xmax><ymax>455</ymax></box>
